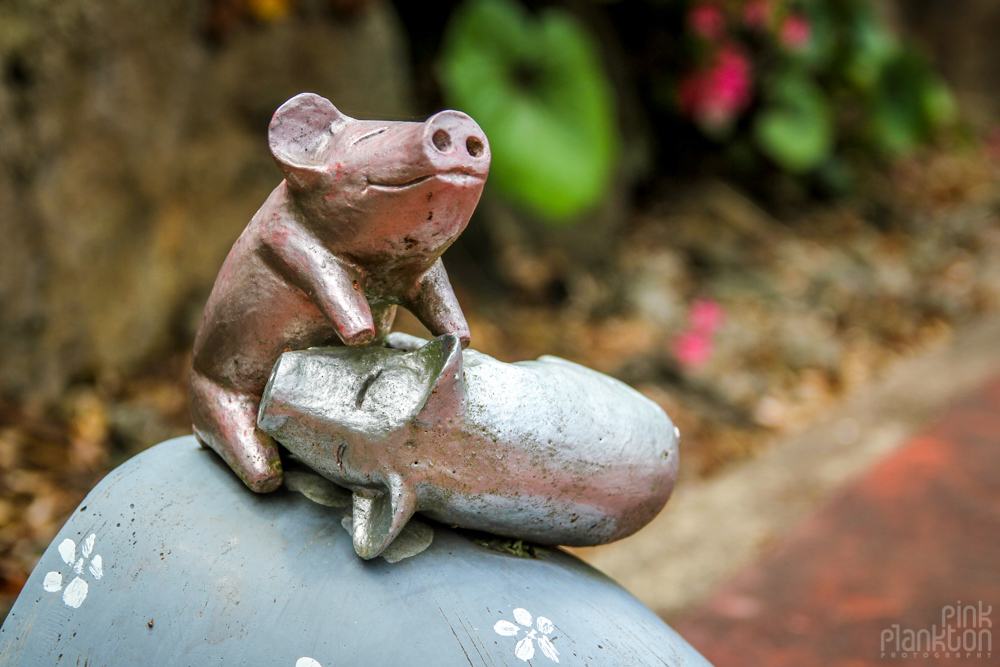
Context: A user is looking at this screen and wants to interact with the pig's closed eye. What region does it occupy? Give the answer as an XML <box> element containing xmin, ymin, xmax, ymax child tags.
<box><xmin>353</xmin><ymin>128</ymin><xmax>387</xmax><ymax>145</ymax></box>
<box><xmin>355</xmin><ymin>369</ymin><xmax>384</xmax><ymax>408</ymax></box>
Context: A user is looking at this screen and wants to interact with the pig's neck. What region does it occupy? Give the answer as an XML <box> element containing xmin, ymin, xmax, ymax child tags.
<box><xmin>279</xmin><ymin>182</ymin><xmax>344</xmax><ymax>245</ymax></box>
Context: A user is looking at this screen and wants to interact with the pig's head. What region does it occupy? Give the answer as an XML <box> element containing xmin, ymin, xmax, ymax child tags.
<box><xmin>268</xmin><ymin>93</ymin><xmax>490</xmax><ymax>269</ymax></box>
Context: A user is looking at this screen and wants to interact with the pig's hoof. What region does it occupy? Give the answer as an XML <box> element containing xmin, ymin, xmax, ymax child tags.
<box><xmin>342</xmin><ymin>328</ymin><xmax>376</xmax><ymax>347</ymax></box>
<box><xmin>242</xmin><ymin>466</ymin><xmax>283</xmax><ymax>494</ymax></box>
<box><xmin>237</xmin><ymin>445</ymin><xmax>284</xmax><ymax>494</ymax></box>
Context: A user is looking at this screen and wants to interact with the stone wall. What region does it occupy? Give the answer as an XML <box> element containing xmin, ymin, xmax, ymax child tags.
<box><xmin>0</xmin><ymin>0</ymin><xmax>412</xmax><ymax>398</ymax></box>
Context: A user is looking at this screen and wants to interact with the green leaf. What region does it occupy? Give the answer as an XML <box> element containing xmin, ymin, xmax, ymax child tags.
<box><xmin>844</xmin><ymin>11</ymin><xmax>899</xmax><ymax>90</ymax></box>
<box><xmin>754</xmin><ymin>75</ymin><xmax>834</xmax><ymax>173</ymax></box>
<box><xmin>921</xmin><ymin>78</ymin><xmax>957</xmax><ymax>128</ymax></box>
<box><xmin>867</xmin><ymin>50</ymin><xmax>953</xmax><ymax>157</ymax></box>
<box><xmin>440</xmin><ymin>0</ymin><xmax>620</xmax><ymax>225</ymax></box>
<box><xmin>792</xmin><ymin>2</ymin><xmax>837</xmax><ymax>70</ymax></box>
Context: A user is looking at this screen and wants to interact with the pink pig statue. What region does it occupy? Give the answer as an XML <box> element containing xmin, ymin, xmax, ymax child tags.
<box><xmin>190</xmin><ymin>93</ymin><xmax>490</xmax><ymax>492</ymax></box>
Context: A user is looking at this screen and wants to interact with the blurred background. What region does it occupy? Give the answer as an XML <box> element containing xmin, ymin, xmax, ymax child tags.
<box><xmin>2</xmin><ymin>0</ymin><xmax>1000</xmax><ymax>661</ymax></box>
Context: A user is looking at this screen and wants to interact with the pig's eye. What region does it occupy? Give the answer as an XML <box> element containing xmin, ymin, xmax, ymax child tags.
<box><xmin>354</xmin><ymin>369</ymin><xmax>384</xmax><ymax>408</ymax></box>
<box><xmin>353</xmin><ymin>128</ymin><xmax>387</xmax><ymax>145</ymax></box>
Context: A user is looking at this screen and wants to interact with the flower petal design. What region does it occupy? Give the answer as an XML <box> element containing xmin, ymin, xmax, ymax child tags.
<box><xmin>89</xmin><ymin>554</ymin><xmax>103</xmax><ymax>579</ymax></box>
<box><xmin>536</xmin><ymin>616</ymin><xmax>554</xmax><ymax>634</ymax></box>
<box><xmin>514</xmin><ymin>637</ymin><xmax>535</xmax><ymax>662</ymax></box>
<box><xmin>538</xmin><ymin>636</ymin><xmax>560</xmax><ymax>663</ymax></box>
<box><xmin>62</xmin><ymin>576</ymin><xmax>88</xmax><ymax>608</ymax></box>
<box><xmin>296</xmin><ymin>659</ymin><xmax>322</xmax><ymax>667</ymax></box>
<box><xmin>497</xmin><ymin>608</ymin><xmax>563</xmax><ymax>662</ymax></box>
<box><xmin>73</xmin><ymin>557</ymin><xmax>85</xmax><ymax>574</ymax></box>
<box><xmin>42</xmin><ymin>571</ymin><xmax>63</xmax><ymax>592</ymax></box>
<box><xmin>82</xmin><ymin>533</ymin><xmax>96</xmax><ymax>558</ymax></box>
<box><xmin>513</xmin><ymin>607</ymin><xmax>532</xmax><ymax>627</ymax></box>
<box><xmin>494</xmin><ymin>620</ymin><xmax>520</xmax><ymax>637</ymax></box>
<box><xmin>57</xmin><ymin>538</ymin><xmax>76</xmax><ymax>565</ymax></box>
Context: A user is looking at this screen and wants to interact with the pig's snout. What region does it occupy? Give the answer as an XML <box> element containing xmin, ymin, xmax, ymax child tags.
<box><xmin>423</xmin><ymin>110</ymin><xmax>490</xmax><ymax>177</ymax></box>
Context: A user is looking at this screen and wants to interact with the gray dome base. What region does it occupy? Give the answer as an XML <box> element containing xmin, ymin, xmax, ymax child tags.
<box><xmin>0</xmin><ymin>437</ymin><xmax>710</xmax><ymax>666</ymax></box>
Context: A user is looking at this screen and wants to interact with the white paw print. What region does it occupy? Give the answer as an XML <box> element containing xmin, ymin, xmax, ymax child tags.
<box><xmin>42</xmin><ymin>533</ymin><xmax>103</xmax><ymax>608</ymax></box>
<box><xmin>494</xmin><ymin>607</ymin><xmax>560</xmax><ymax>663</ymax></box>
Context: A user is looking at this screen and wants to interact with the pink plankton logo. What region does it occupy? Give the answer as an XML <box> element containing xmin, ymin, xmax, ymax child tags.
<box><xmin>881</xmin><ymin>602</ymin><xmax>992</xmax><ymax>659</ymax></box>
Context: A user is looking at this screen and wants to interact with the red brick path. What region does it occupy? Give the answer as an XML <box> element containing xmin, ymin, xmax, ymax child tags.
<box><xmin>674</xmin><ymin>378</ymin><xmax>1000</xmax><ymax>666</ymax></box>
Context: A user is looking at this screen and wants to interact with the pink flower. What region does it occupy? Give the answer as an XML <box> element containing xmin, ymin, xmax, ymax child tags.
<box><xmin>689</xmin><ymin>298</ymin><xmax>724</xmax><ymax>334</ymax></box>
<box><xmin>742</xmin><ymin>0</ymin><xmax>773</xmax><ymax>30</ymax></box>
<box><xmin>679</xmin><ymin>46</ymin><xmax>753</xmax><ymax>132</ymax></box>
<box><xmin>672</xmin><ymin>299</ymin><xmax>726</xmax><ymax>368</ymax></box>
<box><xmin>673</xmin><ymin>330</ymin><xmax>714</xmax><ymax>369</ymax></box>
<box><xmin>687</xmin><ymin>3</ymin><xmax>727</xmax><ymax>41</ymax></box>
<box><xmin>779</xmin><ymin>14</ymin><xmax>812</xmax><ymax>50</ymax></box>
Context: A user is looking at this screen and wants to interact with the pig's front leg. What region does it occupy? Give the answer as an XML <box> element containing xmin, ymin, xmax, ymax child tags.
<box><xmin>261</xmin><ymin>230</ymin><xmax>376</xmax><ymax>346</ymax></box>
<box><xmin>407</xmin><ymin>259</ymin><xmax>471</xmax><ymax>348</ymax></box>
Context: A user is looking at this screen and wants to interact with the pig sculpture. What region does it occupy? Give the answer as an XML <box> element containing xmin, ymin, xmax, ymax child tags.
<box><xmin>258</xmin><ymin>333</ymin><xmax>679</xmax><ymax>559</ymax></box>
<box><xmin>190</xmin><ymin>93</ymin><xmax>489</xmax><ymax>493</ymax></box>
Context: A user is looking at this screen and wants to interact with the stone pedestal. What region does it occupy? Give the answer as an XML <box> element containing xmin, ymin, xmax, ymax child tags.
<box><xmin>0</xmin><ymin>437</ymin><xmax>710</xmax><ymax>666</ymax></box>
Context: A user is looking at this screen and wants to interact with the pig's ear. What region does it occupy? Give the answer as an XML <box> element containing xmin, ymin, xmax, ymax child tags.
<box><xmin>268</xmin><ymin>93</ymin><xmax>345</xmax><ymax>191</ymax></box>
<box><xmin>414</xmin><ymin>334</ymin><xmax>465</xmax><ymax>421</ymax></box>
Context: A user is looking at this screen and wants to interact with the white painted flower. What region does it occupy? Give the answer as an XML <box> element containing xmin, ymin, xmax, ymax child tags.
<box><xmin>494</xmin><ymin>607</ymin><xmax>560</xmax><ymax>663</ymax></box>
<box><xmin>42</xmin><ymin>533</ymin><xmax>103</xmax><ymax>608</ymax></box>
<box><xmin>295</xmin><ymin>659</ymin><xmax>322</xmax><ymax>667</ymax></box>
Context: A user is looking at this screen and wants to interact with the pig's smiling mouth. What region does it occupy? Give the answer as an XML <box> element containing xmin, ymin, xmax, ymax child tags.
<box><xmin>366</xmin><ymin>171</ymin><xmax>484</xmax><ymax>190</ymax></box>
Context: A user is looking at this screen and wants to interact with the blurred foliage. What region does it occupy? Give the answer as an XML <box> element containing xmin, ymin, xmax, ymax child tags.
<box><xmin>430</xmin><ymin>0</ymin><xmax>957</xmax><ymax>212</ymax></box>
<box><xmin>439</xmin><ymin>0</ymin><xmax>620</xmax><ymax>225</ymax></box>
<box><xmin>207</xmin><ymin>0</ymin><xmax>368</xmax><ymax>38</ymax></box>
<box><xmin>670</xmin><ymin>0</ymin><xmax>957</xmax><ymax>185</ymax></box>
<box><xmin>247</xmin><ymin>0</ymin><xmax>295</xmax><ymax>22</ymax></box>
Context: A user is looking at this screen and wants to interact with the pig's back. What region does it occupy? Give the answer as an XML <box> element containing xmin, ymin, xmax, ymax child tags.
<box><xmin>463</xmin><ymin>352</ymin><xmax>676</xmax><ymax>468</ymax></box>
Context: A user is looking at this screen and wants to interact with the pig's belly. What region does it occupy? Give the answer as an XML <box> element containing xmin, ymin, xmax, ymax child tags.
<box><xmin>421</xmin><ymin>492</ymin><xmax>622</xmax><ymax>546</ymax></box>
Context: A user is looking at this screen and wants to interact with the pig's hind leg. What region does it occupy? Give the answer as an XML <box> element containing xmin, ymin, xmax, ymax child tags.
<box><xmin>189</xmin><ymin>370</ymin><xmax>283</xmax><ymax>493</ymax></box>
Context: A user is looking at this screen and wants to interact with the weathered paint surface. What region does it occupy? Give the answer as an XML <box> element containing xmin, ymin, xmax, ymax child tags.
<box><xmin>258</xmin><ymin>333</ymin><xmax>679</xmax><ymax>559</ymax></box>
<box><xmin>190</xmin><ymin>93</ymin><xmax>489</xmax><ymax>494</ymax></box>
<box><xmin>0</xmin><ymin>438</ymin><xmax>710</xmax><ymax>666</ymax></box>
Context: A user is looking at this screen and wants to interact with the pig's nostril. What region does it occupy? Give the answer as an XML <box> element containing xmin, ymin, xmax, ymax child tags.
<box><xmin>466</xmin><ymin>137</ymin><xmax>484</xmax><ymax>157</ymax></box>
<box><xmin>432</xmin><ymin>130</ymin><xmax>452</xmax><ymax>152</ymax></box>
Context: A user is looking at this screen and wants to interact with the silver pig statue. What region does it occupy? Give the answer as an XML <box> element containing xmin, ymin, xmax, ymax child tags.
<box><xmin>258</xmin><ymin>333</ymin><xmax>679</xmax><ymax>559</ymax></box>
